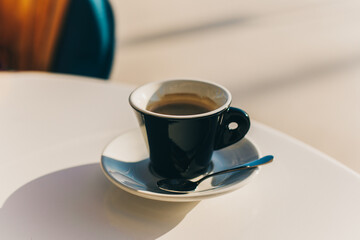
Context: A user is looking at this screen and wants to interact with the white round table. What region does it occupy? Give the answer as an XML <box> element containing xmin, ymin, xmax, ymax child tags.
<box><xmin>1</xmin><ymin>72</ymin><xmax>359</xmax><ymax>239</ymax></box>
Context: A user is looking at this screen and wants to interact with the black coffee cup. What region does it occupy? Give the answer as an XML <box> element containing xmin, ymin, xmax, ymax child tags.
<box><xmin>129</xmin><ymin>79</ymin><xmax>250</xmax><ymax>179</ymax></box>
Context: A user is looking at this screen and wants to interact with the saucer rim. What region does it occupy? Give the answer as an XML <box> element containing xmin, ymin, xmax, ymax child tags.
<box><xmin>100</xmin><ymin>128</ymin><xmax>261</xmax><ymax>202</ymax></box>
<box><xmin>101</xmin><ymin>164</ymin><xmax>259</xmax><ymax>202</ymax></box>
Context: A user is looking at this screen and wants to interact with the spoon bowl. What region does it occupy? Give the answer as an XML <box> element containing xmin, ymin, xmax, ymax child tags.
<box><xmin>157</xmin><ymin>155</ymin><xmax>273</xmax><ymax>193</ymax></box>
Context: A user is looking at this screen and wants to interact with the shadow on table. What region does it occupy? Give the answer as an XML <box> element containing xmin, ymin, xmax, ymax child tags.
<box><xmin>0</xmin><ymin>163</ymin><xmax>198</xmax><ymax>239</ymax></box>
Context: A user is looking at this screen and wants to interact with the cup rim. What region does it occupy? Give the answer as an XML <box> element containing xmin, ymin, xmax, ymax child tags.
<box><xmin>129</xmin><ymin>78</ymin><xmax>232</xmax><ymax>119</ymax></box>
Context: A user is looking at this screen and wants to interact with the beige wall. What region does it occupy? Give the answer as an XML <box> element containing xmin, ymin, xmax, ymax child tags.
<box><xmin>109</xmin><ymin>0</ymin><xmax>360</xmax><ymax>173</ymax></box>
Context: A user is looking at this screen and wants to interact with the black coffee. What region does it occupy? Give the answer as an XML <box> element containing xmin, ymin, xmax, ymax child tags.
<box><xmin>147</xmin><ymin>93</ymin><xmax>218</xmax><ymax>115</ymax></box>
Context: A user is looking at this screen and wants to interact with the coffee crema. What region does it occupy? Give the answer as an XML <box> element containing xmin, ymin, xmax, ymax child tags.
<box><xmin>146</xmin><ymin>93</ymin><xmax>219</xmax><ymax>115</ymax></box>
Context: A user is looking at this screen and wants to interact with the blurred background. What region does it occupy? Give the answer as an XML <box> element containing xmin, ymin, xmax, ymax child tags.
<box><xmin>1</xmin><ymin>0</ymin><xmax>359</xmax><ymax>172</ymax></box>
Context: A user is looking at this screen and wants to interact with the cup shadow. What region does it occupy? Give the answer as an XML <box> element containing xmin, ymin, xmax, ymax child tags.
<box><xmin>0</xmin><ymin>163</ymin><xmax>198</xmax><ymax>239</ymax></box>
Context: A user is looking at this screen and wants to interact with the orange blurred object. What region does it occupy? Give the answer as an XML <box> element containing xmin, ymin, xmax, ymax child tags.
<box><xmin>0</xmin><ymin>0</ymin><xmax>69</xmax><ymax>70</ymax></box>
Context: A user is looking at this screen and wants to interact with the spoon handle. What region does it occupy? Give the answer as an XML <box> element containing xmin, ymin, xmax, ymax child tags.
<box><xmin>198</xmin><ymin>155</ymin><xmax>274</xmax><ymax>183</ymax></box>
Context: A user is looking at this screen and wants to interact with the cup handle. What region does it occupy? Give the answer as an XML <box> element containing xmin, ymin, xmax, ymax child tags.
<box><xmin>214</xmin><ymin>107</ymin><xmax>250</xmax><ymax>150</ymax></box>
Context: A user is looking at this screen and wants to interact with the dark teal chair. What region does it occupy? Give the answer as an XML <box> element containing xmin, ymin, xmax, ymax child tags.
<box><xmin>52</xmin><ymin>0</ymin><xmax>115</xmax><ymax>79</ymax></box>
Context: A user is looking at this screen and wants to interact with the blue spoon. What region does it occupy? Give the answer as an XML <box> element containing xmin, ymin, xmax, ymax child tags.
<box><xmin>157</xmin><ymin>155</ymin><xmax>274</xmax><ymax>193</ymax></box>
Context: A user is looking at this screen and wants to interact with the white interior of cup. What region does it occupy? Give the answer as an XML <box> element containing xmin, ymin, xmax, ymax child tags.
<box><xmin>129</xmin><ymin>79</ymin><xmax>232</xmax><ymax>119</ymax></box>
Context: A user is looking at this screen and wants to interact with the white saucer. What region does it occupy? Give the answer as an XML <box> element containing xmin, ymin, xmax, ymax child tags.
<box><xmin>101</xmin><ymin>128</ymin><xmax>260</xmax><ymax>202</ymax></box>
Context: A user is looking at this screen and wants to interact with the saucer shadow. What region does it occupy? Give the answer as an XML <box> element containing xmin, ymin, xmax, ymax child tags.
<box><xmin>0</xmin><ymin>163</ymin><xmax>198</xmax><ymax>239</ymax></box>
